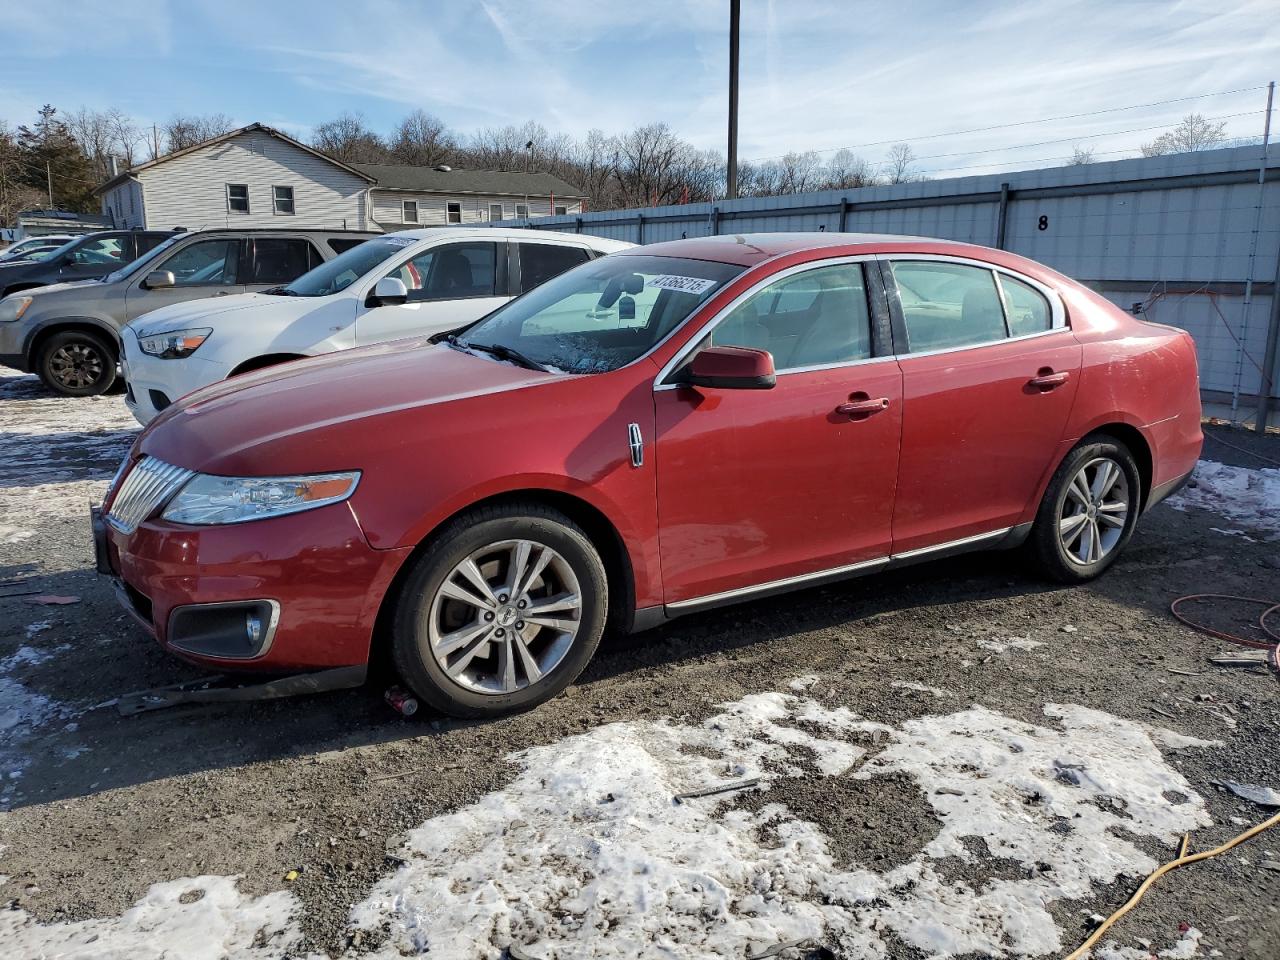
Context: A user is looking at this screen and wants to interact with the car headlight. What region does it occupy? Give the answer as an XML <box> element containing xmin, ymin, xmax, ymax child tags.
<box><xmin>0</xmin><ymin>296</ymin><xmax>33</xmax><ymax>322</ymax></box>
<box><xmin>138</xmin><ymin>327</ymin><xmax>212</xmax><ymax>359</ymax></box>
<box><xmin>162</xmin><ymin>471</ymin><xmax>360</xmax><ymax>525</ymax></box>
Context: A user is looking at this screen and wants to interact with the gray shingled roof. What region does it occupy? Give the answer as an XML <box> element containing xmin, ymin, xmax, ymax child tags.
<box><xmin>351</xmin><ymin>163</ymin><xmax>586</xmax><ymax>199</ymax></box>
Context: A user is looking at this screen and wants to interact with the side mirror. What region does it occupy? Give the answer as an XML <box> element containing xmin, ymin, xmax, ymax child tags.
<box><xmin>370</xmin><ymin>276</ymin><xmax>408</xmax><ymax>306</ymax></box>
<box><xmin>686</xmin><ymin>346</ymin><xmax>776</xmax><ymax>390</ymax></box>
<box><xmin>144</xmin><ymin>270</ymin><xmax>175</xmax><ymax>289</ymax></box>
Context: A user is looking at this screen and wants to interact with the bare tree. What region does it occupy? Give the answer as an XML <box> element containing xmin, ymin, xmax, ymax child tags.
<box><xmin>389</xmin><ymin>110</ymin><xmax>457</xmax><ymax>167</ymax></box>
<box><xmin>311</xmin><ymin>112</ymin><xmax>387</xmax><ymax>164</ymax></box>
<box><xmin>0</xmin><ymin>120</ymin><xmax>46</xmax><ymax>223</ymax></box>
<box><xmin>1068</xmin><ymin>145</ymin><xmax>1096</xmax><ymax>165</ymax></box>
<box><xmin>885</xmin><ymin>143</ymin><xmax>920</xmax><ymax>184</ymax></box>
<box><xmin>65</xmin><ymin>107</ymin><xmax>120</xmax><ymax>182</ymax></box>
<box><xmin>163</xmin><ymin>113</ymin><xmax>236</xmax><ymax>154</ymax></box>
<box><xmin>106</xmin><ymin>109</ymin><xmax>145</xmax><ymax>168</ymax></box>
<box><xmin>822</xmin><ymin>148</ymin><xmax>877</xmax><ymax>189</ymax></box>
<box><xmin>1140</xmin><ymin>114</ymin><xmax>1228</xmax><ymax>157</ymax></box>
<box><xmin>773</xmin><ymin>151</ymin><xmax>822</xmax><ymax>194</ymax></box>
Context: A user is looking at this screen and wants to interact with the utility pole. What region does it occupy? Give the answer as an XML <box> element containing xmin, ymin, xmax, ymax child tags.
<box><xmin>46</xmin><ymin>161</ymin><xmax>53</xmax><ymax>209</ymax></box>
<box><xmin>726</xmin><ymin>0</ymin><xmax>740</xmax><ymax>199</ymax></box>
<box><xmin>1252</xmin><ymin>79</ymin><xmax>1278</xmax><ymax>433</ymax></box>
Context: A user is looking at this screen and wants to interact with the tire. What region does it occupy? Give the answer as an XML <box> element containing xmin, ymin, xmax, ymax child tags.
<box><xmin>36</xmin><ymin>329</ymin><xmax>118</xmax><ymax>397</ymax></box>
<box><xmin>391</xmin><ymin>502</ymin><xmax>608</xmax><ymax>718</ymax></box>
<box><xmin>1028</xmin><ymin>435</ymin><xmax>1142</xmax><ymax>583</ymax></box>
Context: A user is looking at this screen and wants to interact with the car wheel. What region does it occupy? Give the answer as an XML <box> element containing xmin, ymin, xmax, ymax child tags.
<box><xmin>391</xmin><ymin>502</ymin><xmax>608</xmax><ymax>717</ymax></box>
<box><xmin>37</xmin><ymin>330</ymin><xmax>118</xmax><ymax>397</ymax></box>
<box><xmin>1028</xmin><ymin>435</ymin><xmax>1142</xmax><ymax>583</ymax></box>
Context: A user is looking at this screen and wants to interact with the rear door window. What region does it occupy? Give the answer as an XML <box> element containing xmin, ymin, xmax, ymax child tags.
<box><xmin>998</xmin><ymin>273</ymin><xmax>1052</xmax><ymax>337</ymax></box>
<box><xmin>516</xmin><ymin>243</ymin><xmax>591</xmax><ymax>294</ymax></box>
<box><xmin>249</xmin><ymin>238</ymin><xmax>319</xmax><ymax>285</ymax></box>
<box><xmin>891</xmin><ymin>261</ymin><xmax>1008</xmax><ymax>353</ymax></box>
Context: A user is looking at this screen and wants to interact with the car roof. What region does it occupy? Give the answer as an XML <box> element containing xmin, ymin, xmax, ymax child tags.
<box><xmin>380</xmin><ymin>227</ymin><xmax>633</xmax><ymax>251</ymax></box>
<box><xmin>617</xmin><ymin>232</ymin><xmax>985</xmax><ymax>267</ymax></box>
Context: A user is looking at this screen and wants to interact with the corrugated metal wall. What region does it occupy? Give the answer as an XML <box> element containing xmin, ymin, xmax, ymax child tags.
<box><xmin>495</xmin><ymin>145</ymin><xmax>1280</xmax><ymax>410</ymax></box>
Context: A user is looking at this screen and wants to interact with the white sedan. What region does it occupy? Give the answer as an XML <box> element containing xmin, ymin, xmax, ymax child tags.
<box><xmin>121</xmin><ymin>228</ymin><xmax>632</xmax><ymax>424</ymax></box>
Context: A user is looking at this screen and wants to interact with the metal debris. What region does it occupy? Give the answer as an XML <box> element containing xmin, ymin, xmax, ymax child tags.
<box><xmin>1213</xmin><ymin>780</ymin><xmax>1280</xmax><ymax>808</ymax></box>
<box><xmin>674</xmin><ymin>777</ymin><xmax>761</xmax><ymax>803</ymax></box>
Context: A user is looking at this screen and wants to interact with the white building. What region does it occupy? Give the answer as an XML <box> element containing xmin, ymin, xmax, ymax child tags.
<box><xmin>94</xmin><ymin>123</ymin><xmax>586</xmax><ymax>233</ymax></box>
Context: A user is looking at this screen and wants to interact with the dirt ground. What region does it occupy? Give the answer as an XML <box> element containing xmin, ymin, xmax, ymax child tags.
<box><xmin>0</xmin><ymin>364</ymin><xmax>1278</xmax><ymax>959</ymax></box>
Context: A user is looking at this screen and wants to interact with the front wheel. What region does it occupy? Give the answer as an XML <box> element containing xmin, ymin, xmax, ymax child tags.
<box><xmin>391</xmin><ymin>503</ymin><xmax>608</xmax><ymax>717</ymax></box>
<box><xmin>1028</xmin><ymin>436</ymin><xmax>1142</xmax><ymax>583</ymax></box>
<box><xmin>36</xmin><ymin>330</ymin><xmax>118</xmax><ymax>396</ymax></box>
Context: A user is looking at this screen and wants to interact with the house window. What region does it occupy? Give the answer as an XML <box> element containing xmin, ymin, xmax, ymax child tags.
<box><xmin>402</xmin><ymin>200</ymin><xmax>419</xmax><ymax>223</ymax></box>
<box><xmin>226</xmin><ymin>183</ymin><xmax>249</xmax><ymax>214</ymax></box>
<box><xmin>515</xmin><ymin>204</ymin><xmax>529</xmax><ymax>219</ymax></box>
<box><xmin>447</xmin><ymin>201</ymin><xmax>462</xmax><ymax>224</ymax></box>
<box><xmin>554</xmin><ymin>205</ymin><xmax>568</xmax><ymax>216</ymax></box>
<box><xmin>488</xmin><ymin>202</ymin><xmax>504</xmax><ymax>222</ymax></box>
<box><xmin>273</xmin><ymin>186</ymin><xmax>295</xmax><ymax>215</ymax></box>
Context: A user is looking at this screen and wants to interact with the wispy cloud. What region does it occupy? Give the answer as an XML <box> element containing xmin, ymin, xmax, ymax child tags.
<box><xmin>1</xmin><ymin>0</ymin><xmax>1276</xmax><ymax>180</ymax></box>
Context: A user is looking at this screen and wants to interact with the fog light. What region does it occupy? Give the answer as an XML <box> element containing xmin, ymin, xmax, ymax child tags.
<box><xmin>167</xmin><ymin>600</ymin><xmax>279</xmax><ymax>659</ymax></box>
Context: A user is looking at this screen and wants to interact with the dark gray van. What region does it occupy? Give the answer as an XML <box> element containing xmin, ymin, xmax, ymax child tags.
<box><xmin>0</xmin><ymin>228</ymin><xmax>376</xmax><ymax>395</ymax></box>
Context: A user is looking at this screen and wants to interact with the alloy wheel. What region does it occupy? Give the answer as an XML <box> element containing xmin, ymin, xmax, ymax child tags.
<box><xmin>50</xmin><ymin>342</ymin><xmax>105</xmax><ymax>390</ymax></box>
<box><xmin>427</xmin><ymin>538</ymin><xmax>582</xmax><ymax>695</ymax></box>
<box><xmin>1058</xmin><ymin>456</ymin><xmax>1130</xmax><ymax>565</ymax></box>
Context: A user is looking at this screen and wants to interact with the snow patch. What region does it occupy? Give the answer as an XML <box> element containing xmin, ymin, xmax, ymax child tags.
<box><xmin>348</xmin><ymin>693</ymin><xmax>1209</xmax><ymax>959</ymax></box>
<box><xmin>0</xmin><ymin>875</ymin><xmax>301</xmax><ymax>959</ymax></box>
<box><xmin>977</xmin><ymin>635</ymin><xmax>1045</xmax><ymax>654</ymax></box>
<box><xmin>890</xmin><ymin>679</ymin><xmax>950</xmax><ymax>697</ymax></box>
<box><xmin>1168</xmin><ymin>460</ymin><xmax>1280</xmax><ymax>539</ymax></box>
<box><xmin>0</xmin><ymin>645</ymin><xmax>75</xmax><ymax>805</ymax></box>
<box><xmin>1096</xmin><ymin>926</ymin><xmax>1204</xmax><ymax>959</ymax></box>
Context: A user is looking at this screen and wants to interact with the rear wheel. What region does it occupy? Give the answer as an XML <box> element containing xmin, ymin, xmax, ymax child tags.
<box><xmin>391</xmin><ymin>503</ymin><xmax>608</xmax><ymax>717</ymax></box>
<box><xmin>1028</xmin><ymin>436</ymin><xmax>1141</xmax><ymax>583</ymax></box>
<box><xmin>37</xmin><ymin>329</ymin><xmax>118</xmax><ymax>396</ymax></box>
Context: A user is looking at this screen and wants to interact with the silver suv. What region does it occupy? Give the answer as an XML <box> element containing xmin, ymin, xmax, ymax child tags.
<box><xmin>0</xmin><ymin>228</ymin><xmax>377</xmax><ymax>396</ymax></box>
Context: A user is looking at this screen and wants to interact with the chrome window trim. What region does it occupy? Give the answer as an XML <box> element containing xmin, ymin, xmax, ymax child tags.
<box><xmin>892</xmin><ymin>325</ymin><xmax>1074</xmax><ymax>361</ymax></box>
<box><xmin>666</xmin><ymin>525</ymin><xmax>1012</xmax><ymax>611</ymax></box>
<box><xmin>879</xmin><ymin>252</ymin><xmax>1067</xmax><ymax>358</ymax></box>
<box><xmin>654</xmin><ymin>254</ymin><xmax>881</xmax><ymax>391</ymax></box>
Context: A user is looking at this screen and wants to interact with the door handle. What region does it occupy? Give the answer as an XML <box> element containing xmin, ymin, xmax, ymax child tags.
<box><xmin>1028</xmin><ymin>370</ymin><xmax>1069</xmax><ymax>390</ymax></box>
<box><xmin>835</xmin><ymin>397</ymin><xmax>890</xmax><ymax>417</ymax></box>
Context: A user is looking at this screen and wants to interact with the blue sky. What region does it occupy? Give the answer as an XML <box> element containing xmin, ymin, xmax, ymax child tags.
<box><xmin>3</xmin><ymin>0</ymin><xmax>1277</xmax><ymax>176</ymax></box>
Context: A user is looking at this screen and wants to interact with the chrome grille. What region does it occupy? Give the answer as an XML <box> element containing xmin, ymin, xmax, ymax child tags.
<box><xmin>105</xmin><ymin>456</ymin><xmax>195</xmax><ymax>534</ymax></box>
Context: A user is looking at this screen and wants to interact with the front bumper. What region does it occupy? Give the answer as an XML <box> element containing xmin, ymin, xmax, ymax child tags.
<box><xmin>120</xmin><ymin>327</ymin><xmax>232</xmax><ymax>425</ymax></box>
<box><xmin>97</xmin><ymin>498</ymin><xmax>413</xmax><ymax>672</ymax></box>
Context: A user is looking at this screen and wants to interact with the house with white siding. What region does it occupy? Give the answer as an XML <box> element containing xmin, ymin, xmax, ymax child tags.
<box><xmin>94</xmin><ymin>123</ymin><xmax>587</xmax><ymax>234</ymax></box>
<box><xmin>350</xmin><ymin>162</ymin><xmax>585</xmax><ymax>229</ymax></box>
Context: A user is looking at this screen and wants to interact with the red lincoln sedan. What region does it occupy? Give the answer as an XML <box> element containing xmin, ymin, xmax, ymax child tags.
<box><xmin>96</xmin><ymin>233</ymin><xmax>1202</xmax><ymax>716</ymax></box>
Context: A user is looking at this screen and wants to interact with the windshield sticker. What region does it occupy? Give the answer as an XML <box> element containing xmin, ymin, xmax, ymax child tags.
<box><xmin>385</xmin><ymin>237</ymin><xmax>416</xmax><ymax>247</ymax></box>
<box><xmin>646</xmin><ymin>274</ymin><xmax>717</xmax><ymax>296</ymax></box>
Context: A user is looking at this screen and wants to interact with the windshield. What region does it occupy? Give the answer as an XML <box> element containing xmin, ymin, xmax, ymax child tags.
<box><xmin>101</xmin><ymin>233</ymin><xmax>186</xmax><ymax>284</ymax></box>
<box><xmin>279</xmin><ymin>236</ymin><xmax>411</xmax><ymax>297</ymax></box>
<box><xmin>457</xmin><ymin>254</ymin><xmax>743</xmax><ymax>374</ymax></box>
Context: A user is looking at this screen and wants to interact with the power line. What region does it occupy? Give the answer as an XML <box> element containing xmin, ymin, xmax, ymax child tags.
<box><xmin>910</xmin><ymin>110</ymin><xmax>1258</xmax><ymax>163</ymax></box>
<box><xmin>746</xmin><ymin>84</ymin><xmax>1270</xmax><ymax>162</ymax></box>
<box><xmin>914</xmin><ymin>131</ymin><xmax>1267</xmax><ymax>177</ymax></box>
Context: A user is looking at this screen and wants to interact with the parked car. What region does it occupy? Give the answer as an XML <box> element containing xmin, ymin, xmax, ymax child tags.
<box><xmin>0</xmin><ymin>230</ymin><xmax>174</xmax><ymax>300</ymax></box>
<box><xmin>0</xmin><ymin>234</ymin><xmax>79</xmax><ymax>263</ymax></box>
<box><xmin>118</xmin><ymin>228</ymin><xmax>632</xmax><ymax>423</ymax></box>
<box><xmin>95</xmin><ymin>233</ymin><xmax>1203</xmax><ymax>717</ymax></box>
<box><xmin>0</xmin><ymin>228</ymin><xmax>377</xmax><ymax>395</ymax></box>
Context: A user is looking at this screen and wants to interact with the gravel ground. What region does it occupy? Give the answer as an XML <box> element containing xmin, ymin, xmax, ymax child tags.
<box><xmin>0</xmin><ymin>364</ymin><xmax>1278</xmax><ymax>958</ymax></box>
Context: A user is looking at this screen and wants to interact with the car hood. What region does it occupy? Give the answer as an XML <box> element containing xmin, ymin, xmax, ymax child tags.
<box><xmin>127</xmin><ymin>292</ymin><xmax>301</xmax><ymax>333</ymax></box>
<box><xmin>21</xmin><ymin>279</ymin><xmax>112</xmax><ymax>301</ymax></box>
<box><xmin>139</xmin><ymin>337</ymin><xmax>567</xmax><ymax>475</ymax></box>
